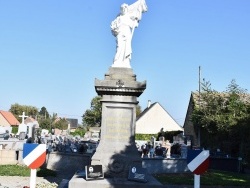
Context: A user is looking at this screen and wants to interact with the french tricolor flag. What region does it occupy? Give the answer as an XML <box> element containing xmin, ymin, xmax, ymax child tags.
<box><xmin>23</xmin><ymin>144</ymin><xmax>47</xmax><ymax>169</ymax></box>
<box><xmin>187</xmin><ymin>150</ymin><xmax>210</xmax><ymax>175</ymax></box>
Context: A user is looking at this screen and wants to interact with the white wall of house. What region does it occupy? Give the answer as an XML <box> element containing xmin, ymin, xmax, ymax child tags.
<box><xmin>0</xmin><ymin>115</ymin><xmax>10</xmax><ymax>126</ymax></box>
<box><xmin>136</xmin><ymin>103</ymin><xmax>183</xmax><ymax>134</ymax></box>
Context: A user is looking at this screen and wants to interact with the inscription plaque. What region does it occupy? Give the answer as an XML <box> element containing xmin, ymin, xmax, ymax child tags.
<box><xmin>128</xmin><ymin>166</ymin><xmax>148</xmax><ymax>183</ymax></box>
<box><xmin>85</xmin><ymin>165</ymin><xmax>104</xmax><ymax>181</ymax></box>
<box><xmin>104</xmin><ymin>107</ymin><xmax>132</xmax><ymax>142</ymax></box>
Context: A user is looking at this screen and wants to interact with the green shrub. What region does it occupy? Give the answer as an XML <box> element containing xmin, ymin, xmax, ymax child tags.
<box><xmin>70</xmin><ymin>127</ymin><xmax>86</xmax><ymax>137</ymax></box>
<box><xmin>135</xmin><ymin>134</ymin><xmax>157</xmax><ymax>141</ymax></box>
<box><xmin>11</xmin><ymin>126</ymin><xmax>18</xmax><ymax>134</ymax></box>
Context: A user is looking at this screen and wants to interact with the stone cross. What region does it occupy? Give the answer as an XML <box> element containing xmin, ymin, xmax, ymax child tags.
<box><xmin>19</xmin><ymin>112</ymin><xmax>28</xmax><ymax>124</ymax></box>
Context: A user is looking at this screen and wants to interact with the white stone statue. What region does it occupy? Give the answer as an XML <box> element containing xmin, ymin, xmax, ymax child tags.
<box><xmin>111</xmin><ymin>0</ymin><xmax>147</xmax><ymax>68</ymax></box>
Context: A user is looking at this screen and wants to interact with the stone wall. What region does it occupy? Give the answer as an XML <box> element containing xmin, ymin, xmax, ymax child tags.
<box><xmin>45</xmin><ymin>152</ymin><xmax>91</xmax><ymax>173</ymax></box>
<box><xmin>0</xmin><ymin>150</ymin><xmax>17</xmax><ymax>165</ymax></box>
<box><xmin>17</xmin><ymin>151</ymin><xmax>91</xmax><ymax>174</ymax></box>
<box><xmin>142</xmin><ymin>158</ymin><xmax>189</xmax><ymax>174</ymax></box>
<box><xmin>2</xmin><ymin>150</ymin><xmax>189</xmax><ymax>174</ymax></box>
<box><xmin>43</xmin><ymin>153</ymin><xmax>189</xmax><ymax>174</ymax></box>
<box><xmin>183</xmin><ymin>93</ymin><xmax>199</xmax><ymax>147</ymax></box>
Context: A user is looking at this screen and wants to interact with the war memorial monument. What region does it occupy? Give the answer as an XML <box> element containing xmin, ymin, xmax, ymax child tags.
<box><xmin>69</xmin><ymin>0</ymin><xmax>162</xmax><ymax>187</ymax></box>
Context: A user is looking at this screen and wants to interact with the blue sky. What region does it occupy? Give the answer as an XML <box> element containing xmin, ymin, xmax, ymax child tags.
<box><xmin>1</xmin><ymin>0</ymin><xmax>249</xmax><ymax>126</ymax></box>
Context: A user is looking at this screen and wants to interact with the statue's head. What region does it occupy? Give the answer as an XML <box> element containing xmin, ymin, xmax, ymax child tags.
<box><xmin>120</xmin><ymin>3</ymin><xmax>128</xmax><ymax>15</ymax></box>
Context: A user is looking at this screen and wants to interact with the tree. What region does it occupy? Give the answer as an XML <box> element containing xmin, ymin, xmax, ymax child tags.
<box><xmin>192</xmin><ymin>79</ymin><xmax>223</xmax><ymax>134</ymax></box>
<box><xmin>9</xmin><ymin>103</ymin><xmax>38</xmax><ymax>122</ymax></box>
<box><xmin>82</xmin><ymin>96</ymin><xmax>102</xmax><ymax>127</ymax></box>
<box><xmin>225</xmin><ymin>80</ymin><xmax>250</xmax><ymax>159</ymax></box>
<box><xmin>39</xmin><ymin>118</ymin><xmax>52</xmax><ymax>130</ymax></box>
<box><xmin>225</xmin><ymin>80</ymin><xmax>249</xmax><ymax>123</ymax></box>
<box><xmin>39</xmin><ymin>106</ymin><xmax>50</xmax><ymax>119</ymax></box>
<box><xmin>191</xmin><ymin>79</ymin><xmax>249</xmax><ymax>133</ymax></box>
<box><xmin>70</xmin><ymin>127</ymin><xmax>86</xmax><ymax>137</ymax></box>
<box><xmin>54</xmin><ymin>118</ymin><xmax>69</xmax><ymax>130</ymax></box>
<box><xmin>192</xmin><ymin>79</ymin><xmax>250</xmax><ymax>158</ymax></box>
<box><xmin>136</xmin><ymin>104</ymin><xmax>142</xmax><ymax>116</ymax></box>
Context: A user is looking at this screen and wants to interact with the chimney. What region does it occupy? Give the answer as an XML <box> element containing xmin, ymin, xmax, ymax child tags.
<box><xmin>147</xmin><ymin>100</ymin><xmax>151</xmax><ymax>108</ymax></box>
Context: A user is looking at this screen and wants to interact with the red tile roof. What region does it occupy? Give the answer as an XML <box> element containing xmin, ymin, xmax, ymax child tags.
<box><xmin>0</xmin><ymin>110</ymin><xmax>20</xmax><ymax>126</ymax></box>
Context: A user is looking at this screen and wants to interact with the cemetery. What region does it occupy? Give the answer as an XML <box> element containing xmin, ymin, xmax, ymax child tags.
<box><xmin>0</xmin><ymin>108</ymin><xmax>247</xmax><ymax>187</ymax></box>
<box><xmin>1</xmin><ymin>0</ymin><xmax>249</xmax><ymax>187</ymax></box>
<box><xmin>0</xmin><ymin>80</ymin><xmax>247</xmax><ymax>185</ymax></box>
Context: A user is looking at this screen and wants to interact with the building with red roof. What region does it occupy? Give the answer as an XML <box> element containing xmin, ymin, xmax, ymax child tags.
<box><xmin>0</xmin><ymin>110</ymin><xmax>20</xmax><ymax>127</ymax></box>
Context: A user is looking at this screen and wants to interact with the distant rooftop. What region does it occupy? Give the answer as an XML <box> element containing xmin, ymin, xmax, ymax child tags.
<box><xmin>0</xmin><ymin>110</ymin><xmax>20</xmax><ymax>126</ymax></box>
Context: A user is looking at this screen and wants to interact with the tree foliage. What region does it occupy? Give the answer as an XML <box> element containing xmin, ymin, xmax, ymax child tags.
<box><xmin>192</xmin><ymin>79</ymin><xmax>249</xmax><ymax>133</ymax></box>
<box><xmin>54</xmin><ymin>118</ymin><xmax>69</xmax><ymax>130</ymax></box>
<box><xmin>39</xmin><ymin>119</ymin><xmax>52</xmax><ymax>130</ymax></box>
<box><xmin>82</xmin><ymin>96</ymin><xmax>102</xmax><ymax>127</ymax></box>
<box><xmin>9</xmin><ymin>103</ymin><xmax>73</xmax><ymax>133</ymax></box>
<box><xmin>191</xmin><ymin>79</ymin><xmax>250</xmax><ymax>159</ymax></box>
<box><xmin>39</xmin><ymin>106</ymin><xmax>50</xmax><ymax>119</ymax></box>
<box><xmin>135</xmin><ymin>134</ymin><xmax>157</xmax><ymax>141</ymax></box>
<box><xmin>9</xmin><ymin>103</ymin><xmax>38</xmax><ymax>122</ymax></box>
<box><xmin>82</xmin><ymin>96</ymin><xmax>143</xmax><ymax>127</ymax></box>
<box><xmin>70</xmin><ymin>127</ymin><xmax>86</xmax><ymax>137</ymax></box>
<box><xmin>136</xmin><ymin>104</ymin><xmax>142</xmax><ymax>116</ymax></box>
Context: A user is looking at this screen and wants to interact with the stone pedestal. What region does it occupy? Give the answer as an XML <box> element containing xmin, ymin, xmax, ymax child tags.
<box><xmin>68</xmin><ymin>68</ymin><xmax>165</xmax><ymax>187</ymax></box>
<box><xmin>91</xmin><ymin>67</ymin><xmax>146</xmax><ymax>178</ymax></box>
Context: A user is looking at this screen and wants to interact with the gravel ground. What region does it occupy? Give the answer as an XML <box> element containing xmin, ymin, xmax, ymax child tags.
<box><xmin>0</xmin><ymin>172</ymin><xmax>71</xmax><ymax>188</ymax></box>
<box><xmin>0</xmin><ymin>166</ymin><xmax>77</xmax><ymax>188</ymax></box>
<box><xmin>0</xmin><ymin>176</ymin><xmax>59</xmax><ymax>188</ymax></box>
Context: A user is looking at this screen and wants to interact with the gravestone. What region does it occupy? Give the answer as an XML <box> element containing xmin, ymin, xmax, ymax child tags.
<box><xmin>17</xmin><ymin>112</ymin><xmax>28</xmax><ymax>137</ymax></box>
<box><xmin>181</xmin><ymin>144</ymin><xmax>188</xmax><ymax>159</ymax></box>
<box><xmin>91</xmin><ymin>67</ymin><xmax>146</xmax><ymax>178</ymax></box>
<box><xmin>164</xmin><ymin>140</ymin><xmax>171</xmax><ymax>159</ymax></box>
<box><xmin>27</xmin><ymin>122</ymin><xmax>39</xmax><ymax>143</ymax></box>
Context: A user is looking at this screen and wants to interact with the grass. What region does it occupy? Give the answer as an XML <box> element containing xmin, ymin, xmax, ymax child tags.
<box><xmin>0</xmin><ymin>165</ymin><xmax>56</xmax><ymax>177</ymax></box>
<box><xmin>154</xmin><ymin>170</ymin><xmax>250</xmax><ymax>186</ymax></box>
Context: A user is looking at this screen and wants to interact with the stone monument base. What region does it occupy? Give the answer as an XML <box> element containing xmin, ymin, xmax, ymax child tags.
<box><xmin>68</xmin><ymin>172</ymin><xmax>163</xmax><ymax>188</ymax></box>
